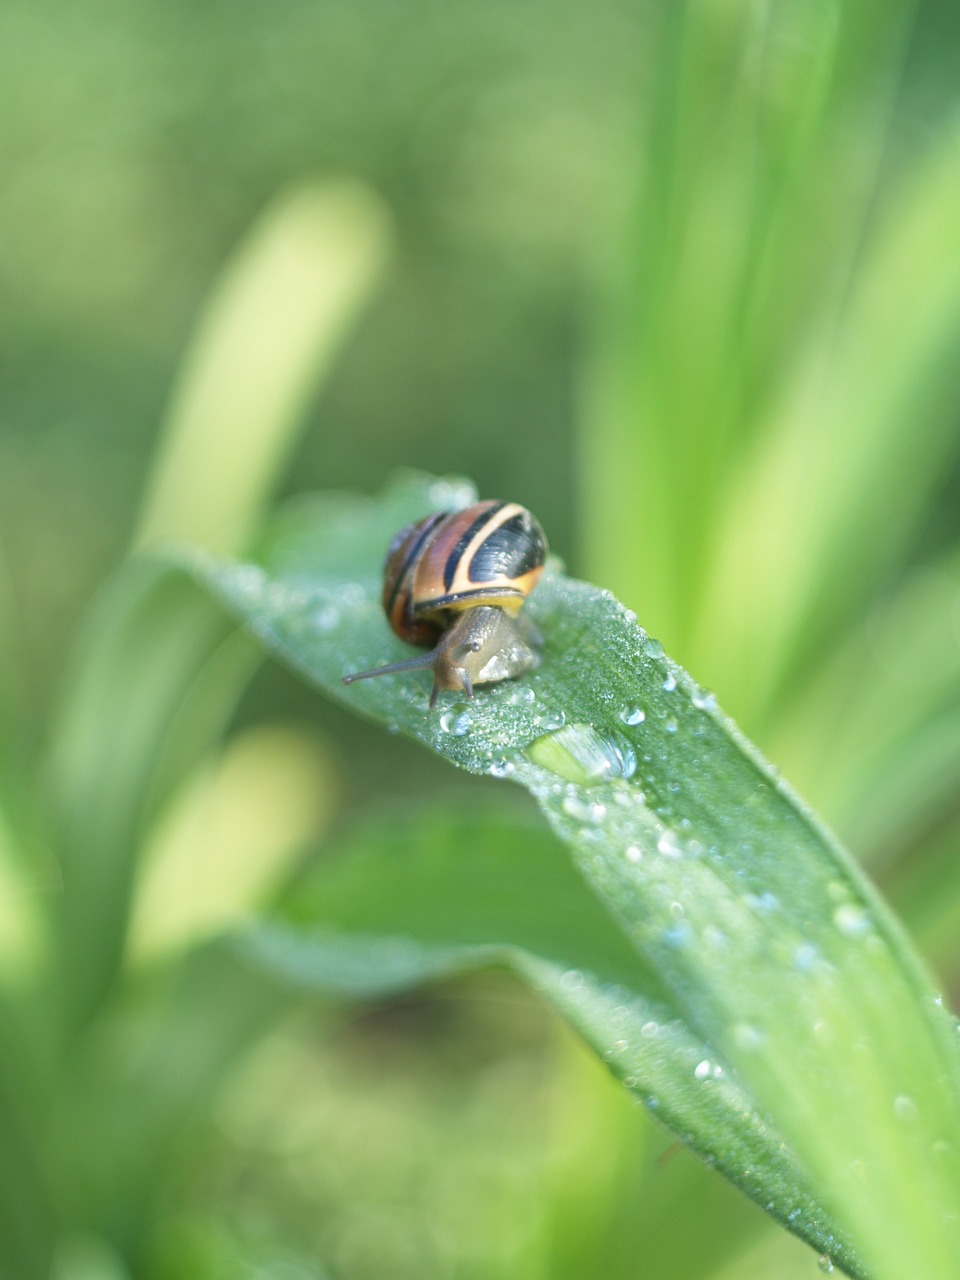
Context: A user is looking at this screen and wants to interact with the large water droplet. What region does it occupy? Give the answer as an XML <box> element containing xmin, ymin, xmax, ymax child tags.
<box><xmin>528</xmin><ymin>723</ymin><xmax>637</xmax><ymax>785</ymax></box>
<box><xmin>817</xmin><ymin>1255</ymin><xmax>834</xmax><ymax>1274</ymax></box>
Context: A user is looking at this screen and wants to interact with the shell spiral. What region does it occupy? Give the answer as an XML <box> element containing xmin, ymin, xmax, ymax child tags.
<box><xmin>382</xmin><ymin>500</ymin><xmax>547</xmax><ymax>645</ymax></box>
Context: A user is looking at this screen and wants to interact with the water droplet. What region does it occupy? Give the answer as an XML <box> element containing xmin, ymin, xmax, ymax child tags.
<box><xmin>312</xmin><ymin>603</ymin><xmax>340</xmax><ymax>633</ymax></box>
<box><xmin>506</xmin><ymin>685</ymin><xmax>536</xmax><ymax>706</ymax></box>
<box><xmin>893</xmin><ymin>1095</ymin><xmax>918</xmax><ymax>1121</ymax></box>
<box><xmin>231</xmin><ymin>564</ymin><xmax>267</xmax><ymax>601</ymax></box>
<box><xmin>834</xmin><ymin>904</ymin><xmax>871</xmax><ymax>938</ymax></box>
<box><xmin>619</xmin><ymin>704</ymin><xmax>646</xmax><ymax>725</ymax></box>
<box><xmin>732</xmin><ymin>1023</ymin><xmax>764</xmax><ymax>1051</ymax></box>
<box><xmin>562</xmin><ymin>795</ymin><xmax>606</xmax><ymax>823</ymax></box>
<box><xmin>528</xmin><ymin>723</ymin><xmax>636</xmax><ymax>785</ymax></box>
<box><xmin>440</xmin><ymin>707</ymin><xmax>474</xmax><ymax>736</ymax></box>
<box><xmin>793</xmin><ymin>943</ymin><xmax>818</xmax><ymax>972</ymax></box>
<box><xmin>623</xmin><ymin>609</ymin><xmax>638</xmax><ymax>625</ymax></box>
<box><xmin>694</xmin><ymin>1059</ymin><xmax>711</xmax><ymax>1081</ymax></box>
<box><xmin>428</xmin><ymin>477</ymin><xmax>477</xmax><ymax>509</ymax></box>
<box><xmin>664</xmin><ymin>716</ymin><xmax>679</xmax><ymax>734</ymax></box>
<box><xmin>656</xmin><ymin>830</ymin><xmax>682</xmax><ymax>859</ymax></box>
<box><xmin>640</xmin><ymin>1021</ymin><xmax>659</xmax><ymax>1038</ymax></box>
<box><xmin>662</xmin><ymin>672</ymin><xmax>677</xmax><ymax>692</ymax></box>
<box><xmin>745</xmin><ymin>891</ymin><xmax>780</xmax><ymax>914</ymax></box>
<box><xmin>488</xmin><ymin>758</ymin><xmax>514</xmax><ymax>778</ymax></box>
<box><xmin>560</xmin><ymin>970</ymin><xmax>584</xmax><ymax>991</ymax></box>
<box><xmin>623</xmin><ymin>1075</ymin><xmax>638</xmax><ymax>1088</ymax></box>
<box><xmin>817</xmin><ymin>1255</ymin><xmax>834</xmax><ymax>1274</ymax></box>
<box><xmin>538</xmin><ymin>710</ymin><xmax>566</xmax><ymax>731</ymax></box>
<box><xmin>691</xmin><ymin>687</ymin><xmax>717</xmax><ymax>711</ymax></box>
<box><xmin>625</xmin><ymin>845</ymin><xmax>643</xmax><ymax>864</ymax></box>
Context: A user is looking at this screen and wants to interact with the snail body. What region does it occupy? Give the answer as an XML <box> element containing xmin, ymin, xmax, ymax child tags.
<box><xmin>343</xmin><ymin>500</ymin><xmax>547</xmax><ymax>708</ymax></box>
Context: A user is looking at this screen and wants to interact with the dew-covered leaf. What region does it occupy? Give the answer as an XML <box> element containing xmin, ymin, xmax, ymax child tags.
<box><xmin>187</xmin><ymin>471</ymin><xmax>960</xmax><ymax>1280</ymax></box>
<box><xmin>238</xmin><ymin>803</ymin><xmax>856</xmax><ymax>1272</ymax></box>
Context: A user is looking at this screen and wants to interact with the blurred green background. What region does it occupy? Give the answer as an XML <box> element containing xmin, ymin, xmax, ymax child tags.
<box><xmin>4</xmin><ymin>0</ymin><xmax>960</xmax><ymax>1276</ymax></box>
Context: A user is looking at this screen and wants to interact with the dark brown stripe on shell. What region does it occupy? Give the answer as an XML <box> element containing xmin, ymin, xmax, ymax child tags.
<box><xmin>442</xmin><ymin>501</ymin><xmax>506</xmax><ymax>591</ymax></box>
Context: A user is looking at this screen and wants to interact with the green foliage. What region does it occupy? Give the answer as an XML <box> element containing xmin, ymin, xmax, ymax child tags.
<box><xmin>191</xmin><ymin>470</ymin><xmax>960</xmax><ymax>1280</ymax></box>
<box><xmin>4</xmin><ymin>1</ymin><xmax>960</xmax><ymax>1276</ymax></box>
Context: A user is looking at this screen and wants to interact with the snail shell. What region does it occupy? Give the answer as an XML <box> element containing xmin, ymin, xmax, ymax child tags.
<box><xmin>344</xmin><ymin>500</ymin><xmax>547</xmax><ymax>707</ymax></box>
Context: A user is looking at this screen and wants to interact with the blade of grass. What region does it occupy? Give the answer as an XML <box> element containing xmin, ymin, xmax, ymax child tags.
<box><xmin>47</xmin><ymin>563</ymin><xmax>246</xmax><ymax>1030</ymax></box>
<box><xmin>186</xmin><ymin>470</ymin><xmax>960</xmax><ymax>1280</ymax></box>
<box><xmin>771</xmin><ymin>548</ymin><xmax>960</xmax><ymax>858</ymax></box>
<box><xmin>582</xmin><ymin>0</ymin><xmax>914</xmax><ymax>670</ymax></box>
<box><xmin>134</xmin><ymin>179</ymin><xmax>391</xmax><ymax>556</ymax></box>
<box><xmin>695</xmin><ymin>121</ymin><xmax>960</xmax><ymax>727</ymax></box>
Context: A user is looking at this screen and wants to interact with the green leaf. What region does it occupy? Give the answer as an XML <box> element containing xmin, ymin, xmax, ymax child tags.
<box><xmin>239</xmin><ymin>802</ymin><xmax>856</xmax><ymax>1274</ymax></box>
<box><xmin>187</xmin><ymin>471</ymin><xmax>960</xmax><ymax>1280</ymax></box>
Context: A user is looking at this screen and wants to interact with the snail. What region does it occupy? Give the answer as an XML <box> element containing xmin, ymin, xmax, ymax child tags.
<box><xmin>343</xmin><ymin>500</ymin><xmax>547</xmax><ymax>708</ymax></box>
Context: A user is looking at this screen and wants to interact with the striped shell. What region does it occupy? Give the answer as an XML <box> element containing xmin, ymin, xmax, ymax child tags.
<box><xmin>382</xmin><ymin>501</ymin><xmax>547</xmax><ymax>645</ymax></box>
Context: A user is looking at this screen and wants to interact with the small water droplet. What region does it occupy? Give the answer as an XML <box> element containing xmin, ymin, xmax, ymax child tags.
<box><xmin>732</xmin><ymin>1023</ymin><xmax>764</xmax><ymax>1051</ymax></box>
<box><xmin>619</xmin><ymin>704</ymin><xmax>646</xmax><ymax>725</ymax></box>
<box><xmin>640</xmin><ymin>1021</ymin><xmax>659</xmax><ymax>1038</ymax></box>
<box><xmin>834</xmin><ymin>904</ymin><xmax>871</xmax><ymax>938</ymax></box>
<box><xmin>691</xmin><ymin>687</ymin><xmax>717</xmax><ymax>711</ymax></box>
<box><xmin>623</xmin><ymin>609</ymin><xmax>638</xmax><ymax>625</ymax></box>
<box><xmin>231</xmin><ymin>564</ymin><xmax>267</xmax><ymax>600</ymax></box>
<box><xmin>562</xmin><ymin>795</ymin><xmax>606</xmax><ymax>823</ymax></box>
<box><xmin>694</xmin><ymin>1059</ymin><xmax>711</xmax><ymax>1081</ymax></box>
<box><xmin>488</xmin><ymin>758</ymin><xmax>514</xmax><ymax>778</ymax></box>
<box><xmin>662</xmin><ymin>672</ymin><xmax>677</xmax><ymax>692</ymax></box>
<box><xmin>817</xmin><ymin>1254</ymin><xmax>834</xmax><ymax>1274</ymax></box>
<box><xmin>623</xmin><ymin>1075</ymin><xmax>638</xmax><ymax>1088</ymax></box>
<box><xmin>664</xmin><ymin>716</ymin><xmax>679</xmax><ymax>734</ymax></box>
<box><xmin>312</xmin><ymin>603</ymin><xmax>340</xmax><ymax>633</ymax></box>
<box><xmin>539</xmin><ymin>710</ymin><xmax>566</xmax><ymax>731</ymax></box>
<box><xmin>625</xmin><ymin>845</ymin><xmax>643</xmax><ymax>864</ymax></box>
<box><xmin>506</xmin><ymin>684</ymin><xmax>536</xmax><ymax>705</ymax></box>
<box><xmin>560</xmin><ymin>970</ymin><xmax>584</xmax><ymax>991</ymax></box>
<box><xmin>657</xmin><ymin>830</ymin><xmax>682</xmax><ymax>859</ymax></box>
<box><xmin>440</xmin><ymin>707</ymin><xmax>474</xmax><ymax>736</ymax></box>
<box><xmin>793</xmin><ymin>943</ymin><xmax>818</xmax><ymax>972</ymax></box>
<box><xmin>893</xmin><ymin>1094</ymin><xmax>918</xmax><ymax>1121</ymax></box>
<box><xmin>428</xmin><ymin>477</ymin><xmax>477</xmax><ymax>509</ymax></box>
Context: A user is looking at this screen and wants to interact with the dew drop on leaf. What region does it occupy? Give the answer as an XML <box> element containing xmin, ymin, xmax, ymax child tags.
<box><xmin>440</xmin><ymin>707</ymin><xmax>473</xmax><ymax>736</ymax></box>
<box><xmin>528</xmin><ymin>723</ymin><xmax>636</xmax><ymax>785</ymax></box>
